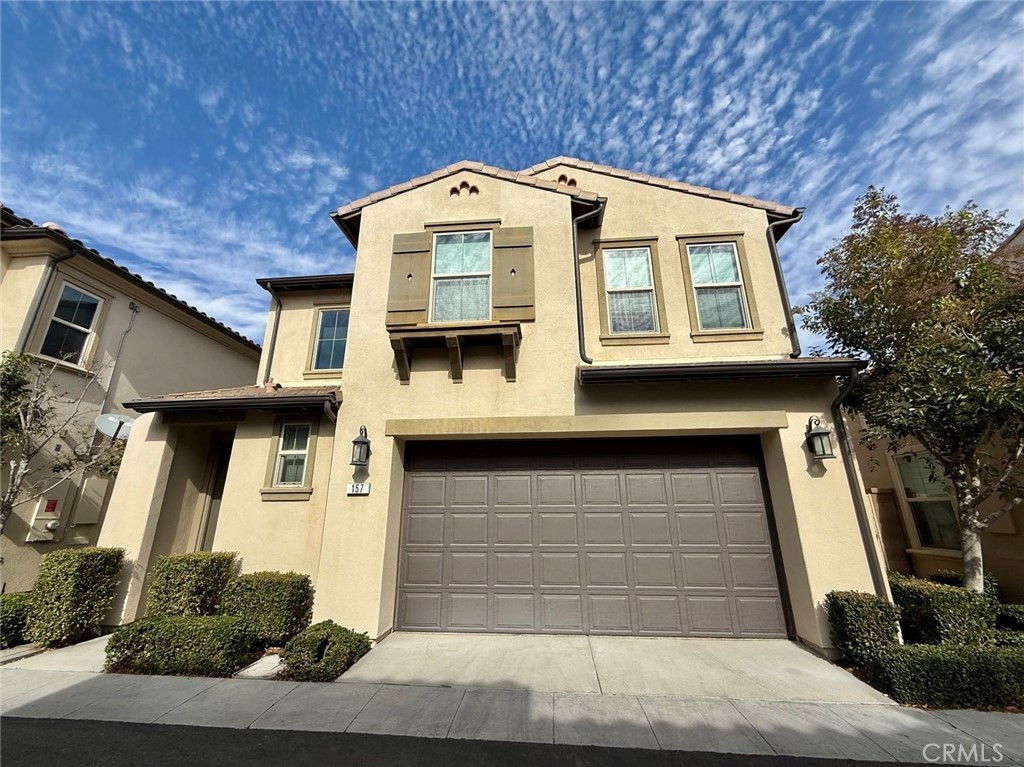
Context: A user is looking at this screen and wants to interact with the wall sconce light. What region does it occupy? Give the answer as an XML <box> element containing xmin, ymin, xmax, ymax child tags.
<box><xmin>351</xmin><ymin>425</ymin><xmax>371</xmax><ymax>466</ymax></box>
<box><xmin>806</xmin><ymin>416</ymin><xmax>836</xmax><ymax>460</ymax></box>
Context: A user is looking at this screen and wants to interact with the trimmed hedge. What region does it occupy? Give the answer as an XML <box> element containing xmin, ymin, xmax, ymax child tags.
<box><xmin>928</xmin><ymin>569</ymin><xmax>1001</xmax><ymax>606</ymax></box>
<box><xmin>824</xmin><ymin>590</ymin><xmax>900</xmax><ymax>666</ymax></box>
<box><xmin>994</xmin><ymin>630</ymin><xmax>1024</xmax><ymax>648</ymax></box>
<box><xmin>26</xmin><ymin>547</ymin><xmax>124</xmax><ymax>647</ymax></box>
<box><xmin>1</xmin><ymin>592</ymin><xmax>34</xmax><ymax>649</ymax></box>
<box><xmin>104</xmin><ymin>616</ymin><xmax>261</xmax><ymax>677</ymax></box>
<box><xmin>220</xmin><ymin>572</ymin><xmax>314</xmax><ymax>646</ymax></box>
<box><xmin>888</xmin><ymin>573</ymin><xmax>994</xmax><ymax>646</ymax></box>
<box><xmin>996</xmin><ymin>604</ymin><xmax>1024</xmax><ymax>632</ymax></box>
<box><xmin>280</xmin><ymin>620</ymin><xmax>371</xmax><ymax>682</ymax></box>
<box><xmin>145</xmin><ymin>552</ymin><xmax>238</xmax><ymax>618</ymax></box>
<box><xmin>869</xmin><ymin>644</ymin><xmax>1024</xmax><ymax>708</ymax></box>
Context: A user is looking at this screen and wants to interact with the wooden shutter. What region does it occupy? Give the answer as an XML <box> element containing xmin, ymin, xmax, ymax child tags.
<box><xmin>492</xmin><ymin>226</ymin><xmax>535</xmax><ymax>322</ymax></box>
<box><xmin>387</xmin><ymin>232</ymin><xmax>433</xmax><ymax>326</ymax></box>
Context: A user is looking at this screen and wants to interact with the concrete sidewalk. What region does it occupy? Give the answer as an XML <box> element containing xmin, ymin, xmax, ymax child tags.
<box><xmin>2</xmin><ymin>665</ymin><xmax>1022</xmax><ymax>763</ymax></box>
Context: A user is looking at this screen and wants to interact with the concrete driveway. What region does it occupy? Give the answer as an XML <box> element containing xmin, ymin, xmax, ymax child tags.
<box><xmin>338</xmin><ymin>633</ymin><xmax>891</xmax><ymax>705</ymax></box>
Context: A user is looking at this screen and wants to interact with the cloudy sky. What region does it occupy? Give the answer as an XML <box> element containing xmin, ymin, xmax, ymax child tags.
<box><xmin>2</xmin><ymin>2</ymin><xmax>1021</xmax><ymax>344</ymax></box>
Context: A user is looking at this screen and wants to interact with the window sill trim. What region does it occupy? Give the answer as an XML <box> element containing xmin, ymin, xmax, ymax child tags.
<box><xmin>690</xmin><ymin>329</ymin><xmax>764</xmax><ymax>343</ymax></box>
<box><xmin>599</xmin><ymin>333</ymin><xmax>671</xmax><ymax>346</ymax></box>
<box><xmin>905</xmin><ymin>546</ymin><xmax>961</xmax><ymax>559</ymax></box>
<box><xmin>302</xmin><ymin>369</ymin><xmax>344</xmax><ymax>380</ymax></box>
<box><xmin>260</xmin><ymin>487</ymin><xmax>313</xmax><ymax>502</ymax></box>
<box><xmin>30</xmin><ymin>353</ymin><xmax>94</xmax><ymax>377</ymax></box>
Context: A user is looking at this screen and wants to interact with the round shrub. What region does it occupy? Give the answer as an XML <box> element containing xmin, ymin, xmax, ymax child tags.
<box><xmin>280</xmin><ymin>620</ymin><xmax>371</xmax><ymax>682</ymax></box>
<box><xmin>1</xmin><ymin>592</ymin><xmax>34</xmax><ymax>649</ymax></box>
<box><xmin>824</xmin><ymin>590</ymin><xmax>900</xmax><ymax>666</ymax></box>
<box><xmin>104</xmin><ymin>615</ymin><xmax>261</xmax><ymax>677</ymax></box>
<box><xmin>27</xmin><ymin>547</ymin><xmax>124</xmax><ymax>647</ymax></box>
<box><xmin>145</xmin><ymin>552</ymin><xmax>238</xmax><ymax>618</ymax></box>
<box><xmin>220</xmin><ymin>571</ymin><xmax>314</xmax><ymax>647</ymax></box>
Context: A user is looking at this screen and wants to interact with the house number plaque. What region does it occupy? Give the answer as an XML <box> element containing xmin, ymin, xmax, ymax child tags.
<box><xmin>346</xmin><ymin>483</ymin><xmax>371</xmax><ymax>496</ymax></box>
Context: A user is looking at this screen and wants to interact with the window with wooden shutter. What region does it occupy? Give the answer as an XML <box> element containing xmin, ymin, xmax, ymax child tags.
<box><xmin>491</xmin><ymin>226</ymin><xmax>535</xmax><ymax>322</ymax></box>
<box><xmin>387</xmin><ymin>232</ymin><xmax>433</xmax><ymax>326</ymax></box>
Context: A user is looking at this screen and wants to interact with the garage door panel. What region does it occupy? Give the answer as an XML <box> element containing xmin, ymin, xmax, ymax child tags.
<box><xmin>398</xmin><ymin>438</ymin><xmax>787</xmax><ymax>637</ymax></box>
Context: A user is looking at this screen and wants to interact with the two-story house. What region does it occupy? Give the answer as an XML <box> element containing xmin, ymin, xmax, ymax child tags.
<box><xmin>0</xmin><ymin>206</ymin><xmax>261</xmax><ymax>591</ymax></box>
<box><xmin>98</xmin><ymin>158</ymin><xmax>889</xmax><ymax>657</ymax></box>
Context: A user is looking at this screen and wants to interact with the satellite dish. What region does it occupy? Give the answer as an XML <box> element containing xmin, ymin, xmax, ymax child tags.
<box><xmin>94</xmin><ymin>414</ymin><xmax>135</xmax><ymax>441</ymax></box>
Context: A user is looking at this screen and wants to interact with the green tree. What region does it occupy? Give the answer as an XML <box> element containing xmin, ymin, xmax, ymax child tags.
<box><xmin>1</xmin><ymin>351</ymin><xmax>122</xmax><ymax>532</ymax></box>
<box><xmin>800</xmin><ymin>188</ymin><xmax>1023</xmax><ymax>593</ymax></box>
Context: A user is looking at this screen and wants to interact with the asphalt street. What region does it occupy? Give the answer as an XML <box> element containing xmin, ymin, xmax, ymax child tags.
<box><xmin>1</xmin><ymin>717</ymin><xmax>925</xmax><ymax>767</ymax></box>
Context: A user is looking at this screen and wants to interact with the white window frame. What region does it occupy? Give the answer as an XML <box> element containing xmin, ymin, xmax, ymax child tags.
<box><xmin>310</xmin><ymin>307</ymin><xmax>350</xmax><ymax>371</ymax></box>
<box><xmin>274</xmin><ymin>423</ymin><xmax>312</xmax><ymax>487</ymax></box>
<box><xmin>429</xmin><ymin>230</ymin><xmax>492</xmax><ymax>323</ymax></box>
<box><xmin>602</xmin><ymin>246</ymin><xmax>659</xmax><ymax>334</ymax></box>
<box><xmin>685</xmin><ymin>242</ymin><xmax>751</xmax><ymax>331</ymax></box>
<box><xmin>890</xmin><ymin>452</ymin><xmax>961</xmax><ymax>552</ymax></box>
<box><xmin>39</xmin><ymin>281</ymin><xmax>104</xmax><ymax>366</ymax></box>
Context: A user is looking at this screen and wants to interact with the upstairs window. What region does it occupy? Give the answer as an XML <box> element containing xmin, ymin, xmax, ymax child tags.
<box><xmin>603</xmin><ymin>247</ymin><xmax>658</xmax><ymax>333</ymax></box>
<box><xmin>431</xmin><ymin>231</ymin><xmax>491</xmax><ymax>322</ymax></box>
<box><xmin>40</xmin><ymin>283</ymin><xmax>102</xmax><ymax>365</ymax></box>
<box><xmin>895</xmin><ymin>453</ymin><xmax>960</xmax><ymax>550</ymax></box>
<box><xmin>686</xmin><ymin>243</ymin><xmax>750</xmax><ymax>330</ymax></box>
<box><xmin>274</xmin><ymin>423</ymin><xmax>311</xmax><ymax>486</ymax></box>
<box><xmin>312</xmin><ymin>308</ymin><xmax>349</xmax><ymax>371</ymax></box>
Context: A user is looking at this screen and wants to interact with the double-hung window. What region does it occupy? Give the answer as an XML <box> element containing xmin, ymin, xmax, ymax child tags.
<box><xmin>40</xmin><ymin>283</ymin><xmax>102</xmax><ymax>365</ymax></box>
<box><xmin>431</xmin><ymin>231</ymin><xmax>491</xmax><ymax>322</ymax></box>
<box><xmin>311</xmin><ymin>308</ymin><xmax>349</xmax><ymax>371</ymax></box>
<box><xmin>894</xmin><ymin>453</ymin><xmax>960</xmax><ymax>549</ymax></box>
<box><xmin>603</xmin><ymin>247</ymin><xmax>658</xmax><ymax>333</ymax></box>
<box><xmin>274</xmin><ymin>423</ymin><xmax>311</xmax><ymax>487</ymax></box>
<box><xmin>686</xmin><ymin>243</ymin><xmax>750</xmax><ymax>330</ymax></box>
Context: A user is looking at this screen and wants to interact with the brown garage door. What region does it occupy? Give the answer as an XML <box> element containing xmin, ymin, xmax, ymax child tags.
<box><xmin>396</xmin><ymin>437</ymin><xmax>789</xmax><ymax>637</ymax></box>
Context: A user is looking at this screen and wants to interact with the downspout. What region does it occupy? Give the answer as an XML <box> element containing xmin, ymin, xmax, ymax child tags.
<box><xmin>766</xmin><ymin>208</ymin><xmax>805</xmax><ymax>358</ymax></box>
<box><xmin>832</xmin><ymin>365</ymin><xmax>889</xmax><ymax>597</ymax></box>
<box><xmin>16</xmin><ymin>250</ymin><xmax>76</xmax><ymax>352</ymax></box>
<box><xmin>572</xmin><ymin>198</ymin><xmax>606</xmax><ymax>365</ymax></box>
<box><xmin>261</xmin><ymin>286</ymin><xmax>283</xmax><ymax>385</ymax></box>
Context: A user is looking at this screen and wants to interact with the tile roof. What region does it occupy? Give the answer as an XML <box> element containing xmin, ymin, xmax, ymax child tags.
<box><xmin>0</xmin><ymin>205</ymin><xmax>261</xmax><ymax>351</ymax></box>
<box><xmin>124</xmin><ymin>383</ymin><xmax>340</xmax><ymax>413</ymax></box>
<box><xmin>521</xmin><ymin>156</ymin><xmax>798</xmax><ymax>217</ymax></box>
<box><xmin>330</xmin><ymin>160</ymin><xmax>602</xmax><ymax>220</ymax></box>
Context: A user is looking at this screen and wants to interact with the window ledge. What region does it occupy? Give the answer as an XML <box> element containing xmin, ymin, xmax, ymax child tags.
<box><xmin>260</xmin><ymin>486</ymin><xmax>313</xmax><ymax>502</ymax></box>
<box><xmin>905</xmin><ymin>546</ymin><xmax>961</xmax><ymax>558</ymax></box>
<box><xmin>30</xmin><ymin>353</ymin><xmax>94</xmax><ymax>377</ymax></box>
<box><xmin>302</xmin><ymin>369</ymin><xmax>344</xmax><ymax>381</ymax></box>
<box><xmin>690</xmin><ymin>328</ymin><xmax>764</xmax><ymax>343</ymax></box>
<box><xmin>599</xmin><ymin>332</ymin><xmax>671</xmax><ymax>346</ymax></box>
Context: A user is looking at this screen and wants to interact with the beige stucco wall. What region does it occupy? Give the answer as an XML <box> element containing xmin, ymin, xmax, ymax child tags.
<box><xmin>856</xmin><ymin>436</ymin><xmax>1024</xmax><ymax>603</ymax></box>
<box><xmin>1</xmin><ymin>245</ymin><xmax>260</xmax><ymax>593</ymax></box>
<box><xmin>258</xmin><ymin>288</ymin><xmax>352</xmax><ymax>387</ymax></box>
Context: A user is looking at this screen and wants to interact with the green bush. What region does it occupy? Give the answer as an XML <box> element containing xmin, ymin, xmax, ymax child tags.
<box><xmin>1</xmin><ymin>592</ymin><xmax>34</xmax><ymax>649</ymax></box>
<box><xmin>104</xmin><ymin>616</ymin><xmax>261</xmax><ymax>677</ymax></box>
<box><xmin>824</xmin><ymin>590</ymin><xmax>901</xmax><ymax>666</ymax></box>
<box><xmin>280</xmin><ymin>620</ymin><xmax>371</xmax><ymax>682</ymax></box>
<box><xmin>996</xmin><ymin>604</ymin><xmax>1024</xmax><ymax>632</ymax></box>
<box><xmin>220</xmin><ymin>572</ymin><xmax>314</xmax><ymax>646</ymax></box>
<box><xmin>26</xmin><ymin>547</ymin><xmax>124</xmax><ymax>647</ymax></box>
<box><xmin>888</xmin><ymin>573</ymin><xmax>994</xmax><ymax>645</ymax></box>
<box><xmin>994</xmin><ymin>629</ymin><xmax>1024</xmax><ymax>648</ymax></box>
<box><xmin>928</xmin><ymin>569</ymin><xmax>1001</xmax><ymax>606</ymax></box>
<box><xmin>145</xmin><ymin>552</ymin><xmax>238</xmax><ymax>618</ymax></box>
<box><xmin>869</xmin><ymin>644</ymin><xmax>1024</xmax><ymax>708</ymax></box>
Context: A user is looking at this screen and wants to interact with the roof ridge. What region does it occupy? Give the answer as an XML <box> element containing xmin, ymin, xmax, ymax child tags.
<box><xmin>520</xmin><ymin>157</ymin><xmax>796</xmax><ymax>216</ymax></box>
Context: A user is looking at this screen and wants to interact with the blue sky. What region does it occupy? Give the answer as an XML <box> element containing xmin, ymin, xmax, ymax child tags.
<box><xmin>2</xmin><ymin>2</ymin><xmax>1021</xmax><ymax>344</ymax></box>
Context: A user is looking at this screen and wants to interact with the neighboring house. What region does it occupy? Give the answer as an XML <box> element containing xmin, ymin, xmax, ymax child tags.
<box><xmin>100</xmin><ymin>157</ymin><xmax>889</xmax><ymax>657</ymax></box>
<box><xmin>0</xmin><ymin>206</ymin><xmax>261</xmax><ymax>592</ymax></box>
<box><xmin>855</xmin><ymin>219</ymin><xmax>1024</xmax><ymax>603</ymax></box>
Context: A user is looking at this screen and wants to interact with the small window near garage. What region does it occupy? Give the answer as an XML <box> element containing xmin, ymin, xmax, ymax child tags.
<box><xmin>274</xmin><ymin>423</ymin><xmax>311</xmax><ymax>486</ymax></box>
<box><xmin>603</xmin><ymin>247</ymin><xmax>658</xmax><ymax>333</ymax></box>
<box><xmin>39</xmin><ymin>283</ymin><xmax>102</xmax><ymax>365</ymax></box>
<box><xmin>311</xmin><ymin>308</ymin><xmax>349</xmax><ymax>371</ymax></box>
<box><xmin>431</xmin><ymin>231</ymin><xmax>491</xmax><ymax>322</ymax></box>
<box><xmin>686</xmin><ymin>243</ymin><xmax>750</xmax><ymax>330</ymax></box>
<box><xmin>895</xmin><ymin>453</ymin><xmax>961</xmax><ymax>549</ymax></box>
